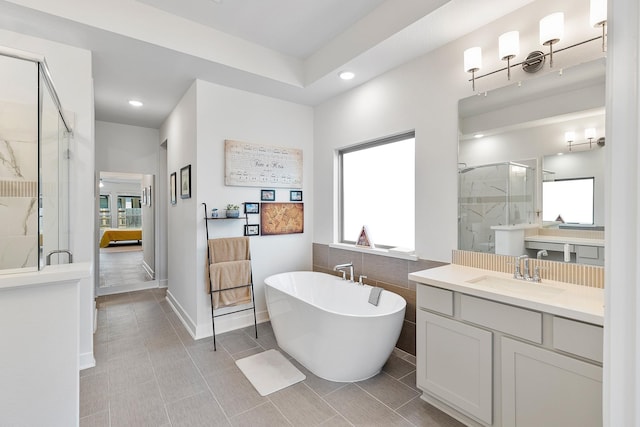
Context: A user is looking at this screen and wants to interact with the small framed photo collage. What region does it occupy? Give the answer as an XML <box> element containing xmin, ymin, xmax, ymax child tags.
<box><xmin>242</xmin><ymin>188</ymin><xmax>303</xmax><ymax>236</ymax></box>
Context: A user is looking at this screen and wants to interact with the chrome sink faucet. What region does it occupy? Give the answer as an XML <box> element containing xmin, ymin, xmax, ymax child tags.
<box><xmin>513</xmin><ymin>255</ymin><xmax>529</xmax><ymax>280</ymax></box>
<box><xmin>334</xmin><ymin>262</ymin><xmax>354</xmax><ymax>282</ymax></box>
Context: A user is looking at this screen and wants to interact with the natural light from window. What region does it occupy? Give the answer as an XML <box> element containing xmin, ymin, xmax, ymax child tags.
<box><xmin>341</xmin><ymin>135</ymin><xmax>415</xmax><ymax>249</ymax></box>
<box><xmin>543</xmin><ymin>178</ymin><xmax>594</xmax><ymax>224</ymax></box>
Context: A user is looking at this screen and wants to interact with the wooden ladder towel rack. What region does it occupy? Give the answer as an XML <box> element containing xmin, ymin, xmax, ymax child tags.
<box><xmin>202</xmin><ymin>202</ymin><xmax>258</xmax><ymax>350</ymax></box>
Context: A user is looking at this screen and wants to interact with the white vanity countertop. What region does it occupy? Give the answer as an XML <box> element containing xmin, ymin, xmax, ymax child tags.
<box><xmin>410</xmin><ymin>264</ymin><xmax>604</xmax><ymax>325</ymax></box>
<box><xmin>524</xmin><ymin>234</ymin><xmax>604</xmax><ymax>247</ymax></box>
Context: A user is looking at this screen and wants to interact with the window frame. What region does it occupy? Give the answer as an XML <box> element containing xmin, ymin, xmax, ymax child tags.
<box><xmin>338</xmin><ymin>131</ymin><xmax>415</xmax><ymax>249</ymax></box>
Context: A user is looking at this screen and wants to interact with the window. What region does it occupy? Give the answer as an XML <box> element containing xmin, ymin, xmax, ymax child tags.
<box><xmin>339</xmin><ymin>132</ymin><xmax>415</xmax><ymax>249</ymax></box>
<box><xmin>543</xmin><ymin>177</ymin><xmax>594</xmax><ymax>224</ymax></box>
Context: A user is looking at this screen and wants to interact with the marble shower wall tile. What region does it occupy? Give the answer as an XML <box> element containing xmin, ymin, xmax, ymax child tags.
<box><xmin>0</xmin><ymin>101</ymin><xmax>40</xmax><ymax>270</ymax></box>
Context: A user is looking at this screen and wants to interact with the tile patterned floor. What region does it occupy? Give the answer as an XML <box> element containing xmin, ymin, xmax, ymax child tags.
<box><xmin>99</xmin><ymin>249</ymin><xmax>151</xmax><ymax>288</ymax></box>
<box><xmin>81</xmin><ymin>289</ymin><xmax>464</xmax><ymax>427</ymax></box>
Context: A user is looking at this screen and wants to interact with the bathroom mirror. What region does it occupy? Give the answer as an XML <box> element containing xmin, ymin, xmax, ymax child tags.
<box><xmin>98</xmin><ymin>171</ymin><xmax>155</xmax><ymax>295</ymax></box>
<box><xmin>457</xmin><ymin>58</ymin><xmax>605</xmax><ymax>261</ymax></box>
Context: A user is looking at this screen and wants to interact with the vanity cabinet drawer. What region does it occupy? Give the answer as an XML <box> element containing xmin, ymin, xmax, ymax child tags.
<box><xmin>553</xmin><ymin>317</ymin><xmax>603</xmax><ymax>363</ymax></box>
<box><xmin>576</xmin><ymin>245</ymin><xmax>599</xmax><ymax>259</ymax></box>
<box><xmin>460</xmin><ymin>295</ymin><xmax>542</xmax><ymax>343</ymax></box>
<box><xmin>417</xmin><ymin>284</ymin><xmax>453</xmax><ymax>316</ymax></box>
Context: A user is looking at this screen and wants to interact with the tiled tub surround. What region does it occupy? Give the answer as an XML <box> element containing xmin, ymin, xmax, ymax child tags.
<box><xmin>312</xmin><ymin>243</ymin><xmax>447</xmax><ymax>356</ymax></box>
<box><xmin>452</xmin><ymin>249</ymin><xmax>604</xmax><ymax>288</ymax></box>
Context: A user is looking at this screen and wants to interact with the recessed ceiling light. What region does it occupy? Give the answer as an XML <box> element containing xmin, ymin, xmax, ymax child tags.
<box><xmin>339</xmin><ymin>71</ymin><xmax>355</xmax><ymax>80</ymax></box>
<box><xmin>474</xmin><ymin>133</ymin><xmax>484</xmax><ymax>138</ymax></box>
<box><xmin>128</xmin><ymin>100</ymin><xmax>143</xmax><ymax>107</ymax></box>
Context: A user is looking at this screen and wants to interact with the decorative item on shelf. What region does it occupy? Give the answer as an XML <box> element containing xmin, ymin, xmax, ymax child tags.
<box><xmin>356</xmin><ymin>226</ymin><xmax>374</xmax><ymax>248</ymax></box>
<box><xmin>225</xmin><ymin>204</ymin><xmax>240</xmax><ymax>218</ymax></box>
<box><xmin>463</xmin><ymin>0</ymin><xmax>607</xmax><ymax>91</ymax></box>
<box><xmin>211</xmin><ymin>208</ymin><xmax>219</xmax><ymax>218</ymax></box>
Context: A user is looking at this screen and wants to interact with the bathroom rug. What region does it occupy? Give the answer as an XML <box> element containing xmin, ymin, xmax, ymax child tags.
<box><xmin>235</xmin><ymin>349</ymin><xmax>305</xmax><ymax>396</ymax></box>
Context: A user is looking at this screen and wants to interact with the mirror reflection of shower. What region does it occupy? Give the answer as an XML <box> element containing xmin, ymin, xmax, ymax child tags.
<box><xmin>98</xmin><ymin>171</ymin><xmax>155</xmax><ymax>294</ymax></box>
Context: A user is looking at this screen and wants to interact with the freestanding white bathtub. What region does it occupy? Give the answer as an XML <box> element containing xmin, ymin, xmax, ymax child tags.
<box><xmin>265</xmin><ymin>271</ymin><xmax>406</xmax><ymax>382</ymax></box>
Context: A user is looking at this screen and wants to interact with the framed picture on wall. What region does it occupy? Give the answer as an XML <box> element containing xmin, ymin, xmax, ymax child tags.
<box><xmin>142</xmin><ymin>187</ymin><xmax>147</xmax><ymax>205</ymax></box>
<box><xmin>244</xmin><ymin>202</ymin><xmax>260</xmax><ymax>214</ymax></box>
<box><xmin>147</xmin><ymin>186</ymin><xmax>152</xmax><ymax>207</ymax></box>
<box><xmin>170</xmin><ymin>172</ymin><xmax>177</xmax><ymax>205</ymax></box>
<box><xmin>244</xmin><ymin>224</ymin><xmax>260</xmax><ymax>236</ymax></box>
<box><xmin>180</xmin><ymin>165</ymin><xmax>191</xmax><ymax>199</ymax></box>
<box><xmin>261</xmin><ymin>189</ymin><xmax>275</xmax><ymax>201</ymax></box>
<box><xmin>290</xmin><ymin>190</ymin><xmax>303</xmax><ymax>201</ymax></box>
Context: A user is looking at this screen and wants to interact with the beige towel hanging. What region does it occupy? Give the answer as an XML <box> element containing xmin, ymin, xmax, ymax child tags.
<box><xmin>209</xmin><ymin>260</ymin><xmax>252</xmax><ymax>309</ymax></box>
<box><xmin>208</xmin><ymin>237</ymin><xmax>250</xmax><ymax>264</ymax></box>
<box><xmin>207</xmin><ymin>237</ymin><xmax>252</xmax><ymax>309</ymax></box>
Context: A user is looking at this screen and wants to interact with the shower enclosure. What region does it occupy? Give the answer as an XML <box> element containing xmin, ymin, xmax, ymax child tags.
<box><xmin>458</xmin><ymin>162</ymin><xmax>535</xmax><ymax>253</ymax></box>
<box><xmin>0</xmin><ymin>47</ymin><xmax>73</xmax><ymax>272</ymax></box>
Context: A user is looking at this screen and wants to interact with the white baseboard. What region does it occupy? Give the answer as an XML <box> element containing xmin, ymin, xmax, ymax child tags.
<box><xmin>79</xmin><ymin>352</ymin><xmax>96</xmax><ymax>371</ymax></box>
<box><xmin>194</xmin><ymin>309</ymin><xmax>270</xmax><ymax>340</ymax></box>
<box><xmin>141</xmin><ymin>261</ymin><xmax>155</xmax><ymax>280</ymax></box>
<box><xmin>93</xmin><ymin>300</ymin><xmax>97</xmax><ymax>334</ymax></box>
<box><xmin>165</xmin><ymin>290</ymin><xmax>198</xmax><ymax>339</ymax></box>
<box><xmin>95</xmin><ymin>280</ymin><xmax>159</xmax><ymax>296</ymax></box>
<box><xmin>165</xmin><ymin>290</ymin><xmax>269</xmax><ymax>341</ymax></box>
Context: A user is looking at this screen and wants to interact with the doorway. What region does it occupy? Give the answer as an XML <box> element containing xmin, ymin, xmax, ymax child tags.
<box><xmin>97</xmin><ymin>171</ymin><xmax>155</xmax><ymax>295</ymax></box>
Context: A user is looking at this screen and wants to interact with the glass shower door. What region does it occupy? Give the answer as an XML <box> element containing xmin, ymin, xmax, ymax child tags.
<box><xmin>39</xmin><ymin>65</ymin><xmax>70</xmax><ymax>267</ymax></box>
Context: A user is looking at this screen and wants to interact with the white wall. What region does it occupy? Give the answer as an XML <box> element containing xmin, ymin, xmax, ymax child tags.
<box><xmin>161</xmin><ymin>80</ymin><xmax>313</xmax><ymax>339</ymax></box>
<box><xmin>605</xmin><ymin>0</ymin><xmax>640</xmax><ymax>424</ymax></box>
<box><xmin>160</xmin><ymin>82</ymin><xmax>199</xmax><ymax>333</ymax></box>
<box><xmin>95</xmin><ymin>121</ymin><xmax>160</xmax><ymax>175</ymax></box>
<box><xmin>313</xmin><ymin>0</ymin><xmax>601</xmax><ymax>262</ymax></box>
<box><xmin>0</xmin><ymin>29</ymin><xmax>95</xmax><ymax>369</ymax></box>
<box><xmin>195</xmin><ymin>80</ymin><xmax>314</xmax><ymax>335</ymax></box>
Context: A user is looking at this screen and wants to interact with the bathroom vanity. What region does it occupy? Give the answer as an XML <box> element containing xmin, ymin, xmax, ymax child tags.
<box><xmin>410</xmin><ymin>264</ymin><xmax>603</xmax><ymax>427</ymax></box>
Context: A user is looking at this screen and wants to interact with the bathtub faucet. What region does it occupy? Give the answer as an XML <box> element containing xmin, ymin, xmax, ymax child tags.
<box><xmin>334</xmin><ymin>262</ymin><xmax>354</xmax><ymax>282</ymax></box>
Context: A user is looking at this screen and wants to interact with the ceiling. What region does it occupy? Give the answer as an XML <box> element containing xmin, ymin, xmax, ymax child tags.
<box><xmin>0</xmin><ymin>0</ymin><xmax>533</xmax><ymax>129</ymax></box>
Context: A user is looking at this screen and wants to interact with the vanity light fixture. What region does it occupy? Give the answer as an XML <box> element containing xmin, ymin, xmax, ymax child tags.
<box><xmin>339</xmin><ymin>71</ymin><xmax>355</xmax><ymax>80</ymax></box>
<box><xmin>590</xmin><ymin>0</ymin><xmax>607</xmax><ymax>51</ymax></box>
<box><xmin>464</xmin><ymin>47</ymin><xmax>482</xmax><ymax>91</ymax></box>
<box><xmin>585</xmin><ymin>128</ymin><xmax>597</xmax><ymax>147</ymax></box>
<box><xmin>566</xmin><ymin>128</ymin><xmax>603</xmax><ymax>151</ymax></box>
<box><xmin>499</xmin><ymin>31</ymin><xmax>520</xmax><ymax>80</ymax></box>
<box><xmin>539</xmin><ymin>12</ymin><xmax>564</xmax><ymax>68</ymax></box>
<box><xmin>463</xmin><ymin>5</ymin><xmax>607</xmax><ymax>90</ymax></box>
<box><xmin>128</xmin><ymin>99</ymin><xmax>143</xmax><ymax>107</ymax></box>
